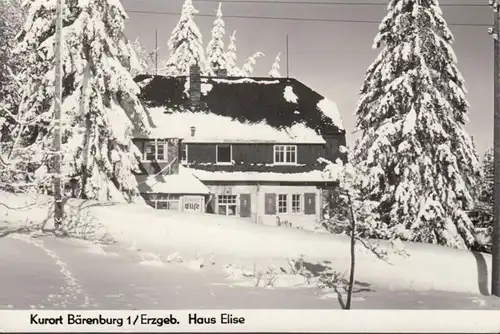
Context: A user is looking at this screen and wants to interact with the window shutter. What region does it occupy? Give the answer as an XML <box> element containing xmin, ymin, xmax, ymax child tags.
<box><xmin>304</xmin><ymin>193</ymin><xmax>316</xmax><ymax>215</ymax></box>
<box><xmin>264</xmin><ymin>193</ymin><xmax>276</xmax><ymax>215</ymax></box>
<box><xmin>240</xmin><ymin>194</ymin><xmax>251</xmax><ymax>218</ymax></box>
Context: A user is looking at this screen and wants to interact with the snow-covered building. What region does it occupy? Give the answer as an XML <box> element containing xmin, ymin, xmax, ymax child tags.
<box><xmin>133</xmin><ymin>65</ymin><xmax>346</xmax><ymax>230</ymax></box>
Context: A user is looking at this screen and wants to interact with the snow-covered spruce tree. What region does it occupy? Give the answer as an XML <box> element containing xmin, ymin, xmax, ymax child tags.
<box><xmin>477</xmin><ymin>148</ymin><xmax>494</xmax><ymax>224</ymax></box>
<box><xmin>129</xmin><ymin>38</ymin><xmax>157</xmax><ymax>77</ymax></box>
<box><xmin>241</xmin><ymin>52</ymin><xmax>264</xmax><ymax>77</ymax></box>
<box><xmin>269</xmin><ymin>52</ymin><xmax>281</xmax><ymax>78</ymax></box>
<box><xmin>0</xmin><ymin>0</ymin><xmax>24</xmax><ymax>116</ymax></box>
<box><xmin>164</xmin><ymin>0</ymin><xmax>205</xmax><ymax>76</ymax></box>
<box><xmin>0</xmin><ymin>0</ymin><xmax>27</xmax><ymax>192</ymax></box>
<box><xmin>10</xmin><ymin>0</ymin><xmax>151</xmax><ymax>202</ymax></box>
<box><xmin>353</xmin><ymin>0</ymin><xmax>481</xmax><ymax>249</ymax></box>
<box><xmin>205</xmin><ymin>2</ymin><xmax>226</xmax><ymax>76</ymax></box>
<box><xmin>225</xmin><ymin>30</ymin><xmax>241</xmax><ymax>76</ymax></box>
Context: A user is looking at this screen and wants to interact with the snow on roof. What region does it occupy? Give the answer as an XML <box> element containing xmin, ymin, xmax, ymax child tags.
<box><xmin>135</xmin><ymin>75</ymin><xmax>345</xmax><ymax>137</ymax></box>
<box><xmin>317</xmin><ymin>98</ymin><xmax>344</xmax><ymax>130</ymax></box>
<box><xmin>186</xmin><ymin>166</ymin><xmax>342</xmax><ymax>183</ymax></box>
<box><xmin>136</xmin><ymin>166</ymin><xmax>210</xmax><ymax>194</ymax></box>
<box><xmin>284</xmin><ymin>85</ymin><xmax>298</xmax><ymax>104</ymax></box>
<box><xmin>211</xmin><ymin>78</ymin><xmax>280</xmax><ymax>85</ymax></box>
<box><xmin>147</xmin><ymin>108</ymin><xmax>325</xmax><ymax>143</ymax></box>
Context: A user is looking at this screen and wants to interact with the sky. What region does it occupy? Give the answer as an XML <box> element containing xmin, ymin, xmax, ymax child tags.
<box><xmin>121</xmin><ymin>0</ymin><xmax>493</xmax><ymax>156</ymax></box>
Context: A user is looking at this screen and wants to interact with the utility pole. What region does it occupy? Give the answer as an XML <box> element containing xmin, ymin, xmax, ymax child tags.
<box><xmin>53</xmin><ymin>0</ymin><xmax>64</xmax><ymax>230</ymax></box>
<box><xmin>489</xmin><ymin>0</ymin><xmax>500</xmax><ymax>297</ymax></box>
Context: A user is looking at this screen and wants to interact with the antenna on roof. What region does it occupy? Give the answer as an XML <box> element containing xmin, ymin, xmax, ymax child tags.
<box><xmin>155</xmin><ymin>28</ymin><xmax>158</xmax><ymax>75</ymax></box>
<box><xmin>286</xmin><ymin>34</ymin><xmax>290</xmax><ymax>78</ymax></box>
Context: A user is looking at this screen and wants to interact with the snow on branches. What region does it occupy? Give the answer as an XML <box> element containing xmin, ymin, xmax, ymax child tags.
<box><xmin>241</xmin><ymin>52</ymin><xmax>264</xmax><ymax>77</ymax></box>
<box><xmin>6</xmin><ymin>0</ymin><xmax>151</xmax><ymax>202</ymax></box>
<box><xmin>225</xmin><ymin>30</ymin><xmax>240</xmax><ymax>76</ymax></box>
<box><xmin>269</xmin><ymin>53</ymin><xmax>281</xmax><ymax>78</ymax></box>
<box><xmin>352</xmin><ymin>0</ymin><xmax>481</xmax><ymax>249</ymax></box>
<box><xmin>206</xmin><ymin>2</ymin><xmax>226</xmax><ymax>76</ymax></box>
<box><xmin>163</xmin><ymin>0</ymin><xmax>205</xmax><ymax>76</ymax></box>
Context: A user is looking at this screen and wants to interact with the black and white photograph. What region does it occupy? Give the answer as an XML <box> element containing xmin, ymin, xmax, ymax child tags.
<box><xmin>0</xmin><ymin>0</ymin><xmax>499</xmax><ymax>331</ymax></box>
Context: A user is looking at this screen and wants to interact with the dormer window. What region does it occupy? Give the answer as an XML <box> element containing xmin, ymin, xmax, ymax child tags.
<box><xmin>274</xmin><ymin>145</ymin><xmax>297</xmax><ymax>164</ymax></box>
<box><xmin>143</xmin><ymin>139</ymin><xmax>167</xmax><ymax>161</ymax></box>
<box><xmin>216</xmin><ymin>144</ymin><xmax>232</xmax><ymax>164</ymax></box>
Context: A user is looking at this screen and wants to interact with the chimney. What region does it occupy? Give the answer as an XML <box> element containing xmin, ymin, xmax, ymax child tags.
<box><xmin>215</xmin><ymin>68</ymin><xmax>227</xmax><ymax>78</ymax></box>
<box><xmin>189</xmin><ymin>63</ymin><xmax>201</xmax><ymax>106</ymax></box>
<box><xmin>190</xmin><ymin>126</ymin><xmax>196</xmax><ymax>137</ymax></box>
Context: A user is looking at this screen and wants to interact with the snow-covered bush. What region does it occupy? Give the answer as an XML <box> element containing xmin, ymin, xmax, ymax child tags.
<box><xmin>319</xmin><ymin>153</ymin><xmax>383</xmax><ymax>239</ymax></box>
<box><xmin>62</xmin><ymin>206</ymin><xmax>111</xmax><ymax>243</ymax></box>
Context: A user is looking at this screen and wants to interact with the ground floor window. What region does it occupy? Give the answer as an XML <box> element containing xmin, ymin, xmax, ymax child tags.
<box><xmin>278</xmin><ymin>194</ymin><xmax>288</xmax><ymax>213</ymax></box>
<box><xmin>217</xmin><ymin>195</ymin><xmax>237</xmax><ymax>216</ymax></box>
<box><xmin>142</xmin><ymin>193</ymin><xmax>180</xmax><ymax>210</ymax></box>
<box><xmin>291</xmin><ymin>194</ymin><xmax>302</xmax><ymax>213</ymax></box>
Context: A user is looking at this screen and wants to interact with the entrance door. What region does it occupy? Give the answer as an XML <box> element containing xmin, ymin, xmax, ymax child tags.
<box><xmin>240</xmin><ymin>194</ymin><xmax>251</xmax><ymax>218</ymax></box>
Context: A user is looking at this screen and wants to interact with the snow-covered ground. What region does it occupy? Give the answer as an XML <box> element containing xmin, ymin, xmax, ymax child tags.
<box><xmin>1</xmin><ymin>234</ymin><xmax>499</xmax><ymax>310</ymax></box>
<box><xmin>1</xmin><ymin>190</ymin><xmax>499</xmax><ymax>308</ymax></box>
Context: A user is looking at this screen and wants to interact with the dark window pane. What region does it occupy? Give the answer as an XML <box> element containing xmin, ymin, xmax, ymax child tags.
<box><xmin>218</xmin><ymin>205</ymin><xmax>227</xmax><ymax>215</ymax></box>
<box><xmin>217</xmin><ymin>145</ymin><xmax>231</xmax><ymax>163</ymax></box>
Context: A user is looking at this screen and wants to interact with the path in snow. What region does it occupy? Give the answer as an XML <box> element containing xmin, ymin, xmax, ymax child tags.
<box><xmin>1</xmin><ymin>234</ymin><xmax>499</xmax><ymax>310</ymax></box>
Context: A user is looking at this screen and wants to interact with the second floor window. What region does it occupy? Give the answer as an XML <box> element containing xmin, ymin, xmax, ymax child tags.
<box><xmin>274</xmin><ymin>145</ymin><xmax>297</xmax><ymax>164</ymax></box>
<box><xmin>216</xmin><ymin>144</ymin><xmax>232</xmax><ymax>164</ymax></box>
<box><xmin>143</xmin><ymin>139</ymin><xmax>166</xmax><ymax>161</ymax></box>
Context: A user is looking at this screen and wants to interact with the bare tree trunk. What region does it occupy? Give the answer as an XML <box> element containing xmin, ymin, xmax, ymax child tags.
<box><xmin>345</xmin><ymin>191</ymin><xmax>357</xmax><ymax>310</ymax></box>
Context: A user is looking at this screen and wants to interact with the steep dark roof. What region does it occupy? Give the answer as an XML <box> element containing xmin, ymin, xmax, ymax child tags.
<box><xmin>134</xmin><ymin>75</ymin><xmax>345</xmax><ymax>136</ymax></box>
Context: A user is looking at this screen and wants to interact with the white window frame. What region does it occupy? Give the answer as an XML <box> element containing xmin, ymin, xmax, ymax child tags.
<box><xmin>277</xmin><ymin>194</ymin><xmax>288</xmax><ymax>214</ymax></box>
<box><xmin>291</xmin><ymin>194</ymin><xmax>302</xmax><ymax>214</ymax></box>
<box><xmin>217</xmin><ymin>194</ymin><xmax>237</xmax><ymax>216</ymax></box>
<box><xmin>142</xmin><ymin>139</ymin><xmax>168</xmax><ymax>162</ymax></box>
<box><xmin>216</xmin><ymin>144</ymin><xmax>233</xmax><ymax>165</ymax></box>
<box><xmin>145</xmin><ymin>194</ymin><xmax>180</xmax><ymax>210</ymax></box>
<box><xmin>181</xmin><ymin>144</ymin><xmax>188</xmax><ymax>164</ymax></box>
<box><xmin>273</xmin><ymin>145</ymin><xmax>297</xmax><ymax>165</ymax></box>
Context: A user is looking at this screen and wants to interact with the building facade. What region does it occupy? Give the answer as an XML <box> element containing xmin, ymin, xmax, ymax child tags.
<box><xmin>133</xmin><ymin>66</ymin><xmax>346</xmax><ymax>231</ymax></box>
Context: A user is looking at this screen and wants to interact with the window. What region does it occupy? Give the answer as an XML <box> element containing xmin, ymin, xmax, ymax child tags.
<box><xmin>143</xmin><ymin>193</ymin><xmax>180</xmax><ymax>210</ymax></box>
<box><xmin>278</xmin><ymin>194</ymin><xmax>288</xmax><ymax>213</ymax></box>
<box><xmin>143</xmin><ymin>139</ymin><xmax>167</xmax><ymax>161</ymax></box>
<box><xmin>181</xmin><ymin>144</ymin><xmax>188</xmax><ymax>164</ymax></box>
<box><xmin>292</xmin><ymin>194</ymin><xmax>302</xmax><ymax>213</ymax></box>
<box><xmin>218</xmin><ymin>195</ymin><xmax>237</xmax><ymax>216</ymax></box>
<box><xmin>274</xmin><ymin>145</ymin><xmax>297</xmax><ymax>164</ymax></box>
<box><xmin>216</xmin><ymin>145</ymin><xmax>232</xmax><ymax>164</ymax></box>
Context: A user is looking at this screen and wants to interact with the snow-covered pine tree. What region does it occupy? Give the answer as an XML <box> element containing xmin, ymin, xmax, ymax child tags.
<box><xmin>10</xmin><ymin>0</ymin><xmax>151</xmax><ymax>202</ymax></box>
<box><xmin>268</xmin><ymin>52</ymin><xmax>281</xmax><ymax>78</ymax></box>
<box><xmin>352</xmin><ymin>0</ymin><xmax>481</xmax><ymax>249</ymax></box>
<box><xmin>163</xmin><ymin>0</ymin><xmax>205</xmax><ymax>76</ymax></box>
<box><xmin>0</xmin><ymin>0</ymin><xmax>24</xmax><ymax>113</ymax></box>
<box><xmin>205</xmin><ymin>2</ymin><xmax>226</xmax><ymax>76</ymax></box>
<box><xmin>477</xmin><ymin>148</ymin><xmax>494</xmax><ymax>219</ymax></box>
<box><xmin>0</xmin><ymin>0</ymin><xmax>27</xmax><ymax>191</ymax></box>
<box><xmin>225</xmin><ymin>30</ymin><xmax>240</xmax><ymax>76</ymax></box>
<box><xmin>241</xmin><ymin>52</ymin><xmax>264</xmax><ymax>77</ymax></box>
<box><xmin>129</xmin><ymin>38</ymin><xmax>157</xmax><ymax>77</ymax></box>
